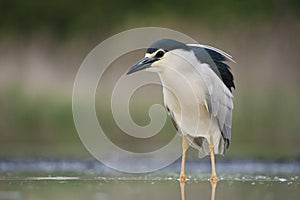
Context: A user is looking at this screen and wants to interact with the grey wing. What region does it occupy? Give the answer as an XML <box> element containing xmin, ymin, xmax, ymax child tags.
<box><xmin>203</xmin><ymin>65</ymin><xmax>234</xmax><ymax>150</ymax></box>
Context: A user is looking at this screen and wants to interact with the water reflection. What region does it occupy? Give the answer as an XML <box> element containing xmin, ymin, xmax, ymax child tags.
<box><xmin>180</xmin><ymin>182</ymin><xmax>185</xmax><ymax>200</ymax></box>
<box><xmin>0</xmin><ymin>175</ymin><xmax>299</xmax><ymax>200</ymax></box>
<box><xmin>1</xmin><ymin>160</ymin><xmax>300</xmax><ymax>200</ymax></box>
<box><xmin>210</xmin><ymin>181</ymin><xmax>217</xmax><ymax>200</ymax></box>
<box><xmin>180</xmin><ymin>180</ymin><xmax>217</xmax><ymax>200</ymax></box>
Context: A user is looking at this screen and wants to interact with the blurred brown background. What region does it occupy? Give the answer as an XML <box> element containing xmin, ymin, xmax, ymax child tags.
<box><xmin>0</xmin><ymin>0</ymin><xmax>299</xmax><ymax>160</ymax></box>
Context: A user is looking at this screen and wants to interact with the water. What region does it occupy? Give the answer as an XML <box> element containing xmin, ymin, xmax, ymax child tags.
<box><xmin>0</xmin><ymin>160</ymin><xmax>299</xmax><ymax>200</ymax></box>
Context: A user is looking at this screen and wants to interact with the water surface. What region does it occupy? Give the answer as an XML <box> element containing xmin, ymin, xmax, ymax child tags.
<box><xmin>0</xmin><ymin>160</ymin><xmax>299</xmax><ymax>200</ymax></box>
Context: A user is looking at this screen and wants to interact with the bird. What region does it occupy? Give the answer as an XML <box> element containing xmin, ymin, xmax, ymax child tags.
<box><xmin>127</xmin><ymin>38</ymin><xmax>235</xmax><ymax>183</ymax></box>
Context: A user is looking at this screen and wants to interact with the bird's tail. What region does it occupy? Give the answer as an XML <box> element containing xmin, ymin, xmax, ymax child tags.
<box><xmin>187</xmin><ymin>135</ymin><xmax>227</xmax><ymax>158</ymax></box>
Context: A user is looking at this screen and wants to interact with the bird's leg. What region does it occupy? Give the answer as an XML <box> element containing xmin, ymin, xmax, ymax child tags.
<box><xmin>180</xmin><ymin>134</ymin><xmax>188</xmax><ymax>183</ymax></box>
<box><xmin>209</xmin><ymin>136</ymin><xmax>219</xmax><ymax>184</ymax></box>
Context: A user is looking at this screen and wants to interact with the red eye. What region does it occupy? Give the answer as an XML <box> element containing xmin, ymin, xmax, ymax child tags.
<box><xmin>155</xmin><ymin>50</ymin><xmax>165</xmax><ymax>58</ymax></box>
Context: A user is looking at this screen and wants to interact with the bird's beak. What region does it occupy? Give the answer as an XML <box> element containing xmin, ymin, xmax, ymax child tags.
<box><xmin>127</xmin><ymin>57</ymin><xmax>159</xmax><ymax>75</ymax></box>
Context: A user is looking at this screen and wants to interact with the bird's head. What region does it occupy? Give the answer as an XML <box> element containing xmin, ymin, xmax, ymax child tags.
<box><xmin>127</xmin><ymin>39</ymin><xmax>189</xmax><ymax>75</ymax></box>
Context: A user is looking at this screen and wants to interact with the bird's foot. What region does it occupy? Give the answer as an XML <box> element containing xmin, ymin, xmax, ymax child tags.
<box><xmin>180</xmin><ymin>173</ymin><xmax>186</xmax><ymax>183</ymax></box>
<box><xmin>210</xmin><ymin>175</ymin><xmax>219</xmax><ymax>184</ymax></box>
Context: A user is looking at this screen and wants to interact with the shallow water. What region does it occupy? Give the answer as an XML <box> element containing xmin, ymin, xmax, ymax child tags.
<box><xmin>0</xmin><ymin>160</ymin><xmax>299</xmax><ymax>200</ymax></box>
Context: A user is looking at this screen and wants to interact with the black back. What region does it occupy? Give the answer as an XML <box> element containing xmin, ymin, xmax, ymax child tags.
<box><xmin>204</xmin><ymin>48</ymin><xmax>235</xmax><ymax>91</ymax></box>
<box><xmin>147</xmin><ymin>39</ymin><xmax>235</xmax><ymax>92</ymax></box>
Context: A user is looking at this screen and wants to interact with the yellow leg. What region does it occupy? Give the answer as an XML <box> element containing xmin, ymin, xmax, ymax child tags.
<box><xmin>180</xmin><ymin>135</ymin><xmax>188</xmax><ymax>183</ymax></box>
<box><xmin>209</xmin><ymin>136</ymin><xmax>218</xmax><ymax>184</ymax></box>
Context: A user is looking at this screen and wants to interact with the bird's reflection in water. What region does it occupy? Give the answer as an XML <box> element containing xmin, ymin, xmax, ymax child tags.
<box><xmin>210</xmin><ymin>180</ymin><xmax>217</xmax><ymax>200</ymax></box>
<box><xmin>180</xmin><ymin>182</ymin><xmax>185</xmax><ymax>200</ymax></box>
<box><xmin>180</xmin><ymin>180</ymin><xmax>218</xmax><ymax>200</ymax></box>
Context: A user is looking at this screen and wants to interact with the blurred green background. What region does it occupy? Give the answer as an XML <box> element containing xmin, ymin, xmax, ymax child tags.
<box><xmin>0</xmin><ymin>0</ymin><xmax>300</xmax><ymax>160</ymax></box>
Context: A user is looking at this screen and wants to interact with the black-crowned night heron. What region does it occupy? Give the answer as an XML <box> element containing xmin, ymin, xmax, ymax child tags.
<box><xmin>127</xmin><ymin>39</ymin><xmax>235</xmax><ymax>183</ymax></box>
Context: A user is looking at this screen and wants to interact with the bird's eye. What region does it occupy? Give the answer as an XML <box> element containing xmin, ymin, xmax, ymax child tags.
<box><xmin>155</xmin><ymin>50</ymin><xmax>165</xmax><ymax>58</ymax></box>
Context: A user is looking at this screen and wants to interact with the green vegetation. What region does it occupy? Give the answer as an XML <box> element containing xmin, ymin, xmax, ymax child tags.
<box><xmin>0</xmin><ymin>87</ymin><xmax>76</xmax><ymax>143</ymax></box>
<box><xmin>0</xmin><ymin>1</ymin><xmax>299</xmax><ymax>160</ymax></box>
<box><xmin>1</xmin><ymin>85</ymin><xmax>299</xmax><ymax>159</ymax></box>
<box><xmin>0</xmin><ymin>0</ymin><xmax>299</xmax><ymax>38</ymax></box>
